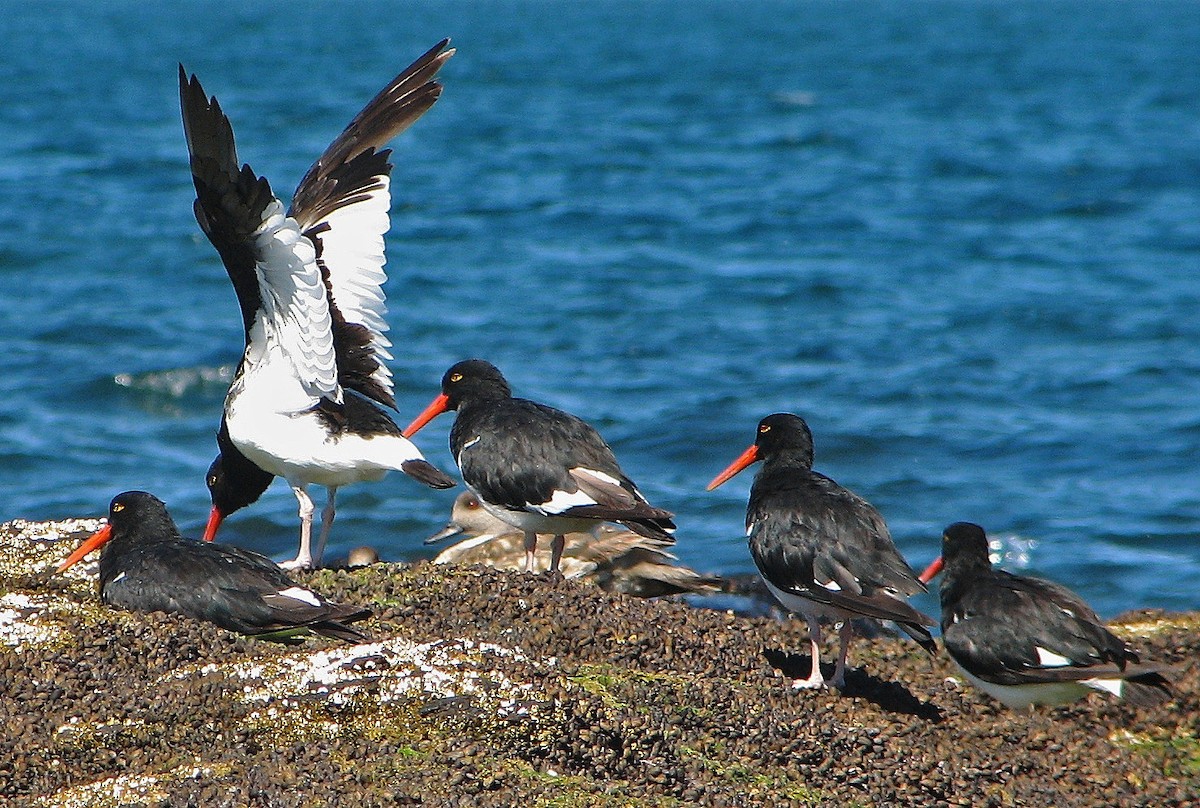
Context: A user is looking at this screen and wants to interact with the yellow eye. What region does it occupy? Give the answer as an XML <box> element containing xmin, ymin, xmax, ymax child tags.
<box><xmin>450</xmin><ymin>372</ymin><xmax>463</xmax><ymax>383</ymax></box>
<box><xmin>113</xmin><ymin>503</ymin><xmax>125</xmax><ymax>513</ymax></box>
<box><xmin>759</xmin><ymin>424</ymin><xmax>771</xmax><ymax>434</ymax></box>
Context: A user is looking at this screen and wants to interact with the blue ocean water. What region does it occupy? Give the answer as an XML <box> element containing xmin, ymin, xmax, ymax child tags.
<box><xmin>1</xmin><ymin>1</ymin><xmax>1197</xmax><ymax>619</ymax></box>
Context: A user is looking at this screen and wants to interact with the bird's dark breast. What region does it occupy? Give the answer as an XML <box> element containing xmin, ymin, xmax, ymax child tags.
<box><xmin>451</xmin><ymin>400</ymin><xmax>610</xmax><ymax>510</ymax></box>
<box><xmin>746</xmin><ymin>511</ymin><xmax>819</xmax><ymax>590</ymax></box>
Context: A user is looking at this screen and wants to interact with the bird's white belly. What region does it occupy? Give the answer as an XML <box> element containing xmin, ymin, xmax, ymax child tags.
<box><xmin>474</xmin><ymin>494</ymin><xmax>597</xmax><ymax>537</ymax></box>
<box><xmin>761</xmin><ymin>578</ymin><xmax>854</xmax><ymax>624</ymax></box>
<box><xmin>226</xmin><ymin>371</ymin><xmax>417</xmax><ymax>487</ymax></box>
<box><xmin>953</xmin><ymin>664</ymin><xmax>1094</xmax><ymax>709</ymax></box>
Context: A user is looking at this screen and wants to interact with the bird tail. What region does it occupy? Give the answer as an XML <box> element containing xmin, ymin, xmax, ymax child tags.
<box><xmin>312</xmin><ymin>619</ymin><xmax>371</xmax><ymax>644</ymax></box>
<box><xmin>1116</xmin><ymin>667</ymin><xmax>1174</xmax><ymax>707</ymax></box>
<box><xmin>312</xmin><ymin>604</ymin><xmax>372</xmax><ymax>644</ymax></box>
<box><xmin>618</xmin><ymin>514</ymin><xmax>677</xmax><ymax>543</ymax></box>
<box><xmin>897</xmin><ymin>621</ymin><xmax>938</xmax><ymax>656</ymax></box>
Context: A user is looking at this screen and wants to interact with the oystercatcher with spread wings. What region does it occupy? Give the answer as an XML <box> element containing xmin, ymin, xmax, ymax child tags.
<box><xmin>708</xmin><ymin>413</ymin><xmax>935</xmax><ymax>689</ymax></box>
<box><xmin>180</xmin><ymin>42</ymin><xmax>457</xmax><ymax>568</ymax></box>
<box><xmin>404</xmin><ymin>359</ymin><xmax>676</xmax><ymax>574</ymax></box>
<box><xmin>921</xmin><ymin>522</ymin><xmax>1172</xmax><ymax>709</ymax></box>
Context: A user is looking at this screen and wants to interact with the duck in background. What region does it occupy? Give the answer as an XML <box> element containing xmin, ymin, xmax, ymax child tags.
<box><xmin>426</xmin><ymin>491</ymin><xmax>719</xmax><ymax>598</ymax></box>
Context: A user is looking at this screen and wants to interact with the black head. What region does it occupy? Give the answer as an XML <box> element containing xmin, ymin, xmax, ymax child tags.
<box><xmin>440</xmin><ymin>359</ymin><xmax>512</xmax><ymax>410</ymax></box>
<box><xmin>941</xmin><ymin>521</ymin><xmax>992</xmax><ymax>573</ymax></box>
<box><xmin>754</xmin><ymin>413</ymin><xmax>815</xmax><ymax>466</ymax></box>
<box><xmin>106</xmin><ymin>490</ymin><xmax>181</xmax><ymax>541</ymax></box>
<box><xmin>206</xmin><ymin>448</ymin><xmax>273</xmax><ymax>516</ymax></box>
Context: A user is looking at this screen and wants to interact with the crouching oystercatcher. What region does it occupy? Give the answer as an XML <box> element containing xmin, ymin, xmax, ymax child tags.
<box><xmin>921</xmin><ymin>521</ymin><xmax>1172</xmax><ymax>709</ymax></box>
<box><xmin>403</xmin><ymin>359</ymin><xmax>676</xmax><ymax>574</ymax></box>
<box><xmin>181</xmin><ymin>40</ymin><xmax>457</xmax><ymax>568</ymax></box>
<box><xmin>707</xmin><ymin>413</ymin><xmax>935</xmax><ymax>689</ymax></box>
<box><xmin>57</xmin><ymin>491</ymin><xmax>370</xmax><ymax>643</ymax></box>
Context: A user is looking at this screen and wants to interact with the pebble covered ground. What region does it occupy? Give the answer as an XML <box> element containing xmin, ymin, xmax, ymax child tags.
<box><xmin>1</xmin><ymin>518</ymin><xmax>1197</xmax><ymax>807</ymax></box>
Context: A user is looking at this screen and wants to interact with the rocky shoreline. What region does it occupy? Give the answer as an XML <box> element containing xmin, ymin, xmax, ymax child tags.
<box><xmin>2</xmin><ymin>518</ymin><xmax>1196</xmax><ymax>807</ymax></box>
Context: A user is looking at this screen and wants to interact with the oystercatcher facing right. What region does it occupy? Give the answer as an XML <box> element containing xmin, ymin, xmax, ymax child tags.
<box><xmin>707</xmin><ymin>413</ymin><xmax>935</xmax><ymax>689</ymax></box>
<box><xmin>404</xmin><ymin>359</ymin><xmax>676</xmax><ymax>574</ymax></box>
<box><xmin>921</xmin><ymin>522</ymin><xmax>1172</xmax><ymax>709</ymax></box>
<box><xmin>181</xmin><ymin>41</ymin><xmax>457</xmax><ymax>568</ymax></box>
<box><xmin>57</xmin><ymin>491</ymin><xmax>370</xmax><ymax>643</ymax></box>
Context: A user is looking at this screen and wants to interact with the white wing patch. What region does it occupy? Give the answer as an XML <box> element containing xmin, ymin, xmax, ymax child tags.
<box><xmin>1034</xmin><ymin>646</ymin><xmax>1074</xmax><ymax>668</ymax></box>
<box><xmin>251</xmin><ymin>199</ymin><xmax>339</xmax><ymax>402</ymax></box>
<box><xmin>1082</xmin><ymin>677</ymin><xmax>1124</xmax><ymax>698</ymax></box>
<box><xmin>310</xmin><ymin>175</ymin><xmax>394</xmax><ymax>400</ymax></box>
<box><xmin>535</xmin><ymin>487</ymin><xmax>600</xmax><ymax>515</ymax></box>
<box><xmin>573</xmin><ymin>468</ymin><xmax>622</xmax><ymax>487</ymax></box>
<box><xmin>816</xmin><ymin>580</ymin><xmax>843</xmax><ymax>592</ymax></box>
<box><xmin>110</xmin><ymin>571</ymin><xmax>127</xmax><ymax>585</ymax></box>
<box><xmin>275</xmin><ymin>585</ymin><xmax>323</xmax><ymax>607</ymax></box>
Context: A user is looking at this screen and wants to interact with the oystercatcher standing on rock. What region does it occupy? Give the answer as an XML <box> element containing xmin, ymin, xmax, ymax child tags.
<box><xmin>180</xmin><ymin>41</ymin><xmax>458</xmax><ymax>568</ymax></box>
<box><xmin>56</xmin><ymin>492</ymin><xmax>370</xmax><ymax>643</ymax></box>
<box><xmin>920</xmin><ymin>522</ymin><xmax>1172</xmax><ymax>709</ymax></box>
<box><xmin>403</xmin><ymin>359</ymin><xmax>676</xmax><ymax>574</ymax></box>
<box><xmin>707</xmin><ymin>413</ymin><xmax>935</xmax><ymax>689</ymax></box>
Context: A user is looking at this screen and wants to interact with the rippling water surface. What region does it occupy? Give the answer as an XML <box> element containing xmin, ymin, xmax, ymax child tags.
<box><xmin>2</xmin><ymin>1</ymin><xmax>1198</xmax><ymax>617</ymax></box>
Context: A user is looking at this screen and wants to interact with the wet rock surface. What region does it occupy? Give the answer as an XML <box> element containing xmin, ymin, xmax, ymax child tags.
<box><xmin>2</xmin><ymin>518</ymin><xmax>1197</xmax><ymax>807</ymax></box>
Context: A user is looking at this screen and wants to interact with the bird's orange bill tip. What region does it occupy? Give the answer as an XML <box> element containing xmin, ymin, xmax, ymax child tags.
<box><xmin>706</xmin><ymin>444</ymin><xmax>760</xmax><ymax>491</ymax></box>
<box><xmin>402</xmin><ymin>393</ymin><xmax>450</xmax><ymax>438</ymax></box>
<box><xmin>918</xmin><ymin>556</ymin><xmax>944</xmax><ymax>585</ymax></box>
<box><xmin>202</xmin><ymin>506</ymin><xmax>223</xmax><ymax>542</ymax></box>
<box><xmin>56</xmin><ymin>524</ymin><xmax>113</xmax><ymax>573</ymax></box>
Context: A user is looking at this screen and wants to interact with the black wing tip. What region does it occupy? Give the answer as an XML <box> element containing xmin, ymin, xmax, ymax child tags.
<box><xmin>402</xmin><ymin>459</ymin><xmax>458</xmax><ymax>490</ymax></box>
<box><xmin>312</xmin><ymin>622</ymin><xmax>371</xmax><ymax>644</ymax></box>
<box><xmin>1123</xmin><ymin>672</ymin><xmax>1174</xmax><ymax>707</ymax></box>
<box><xmin>620</xmin><ymin>516</ymin><xmax>677</xmax><ymax>543</ymax></box>
<box><xmin>903</xmin><ymin>624</ymin><xmax>939</xmax><ymax>655</ymax></box>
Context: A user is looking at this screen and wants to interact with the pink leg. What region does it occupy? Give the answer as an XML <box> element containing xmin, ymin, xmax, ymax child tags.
<box><xmin>829</xmin><ymin>621</ymin><xmax>853</xmax><ymax>689</ymax></box>
<box><xmin>792</xmin><ymin>616</ymin><xmax>827</xmax><ymax>689</ymax></box>
<box><xmin>280</xmin><ymin>483</ymin><xmax>315</xmax><ymax>570</ymax></box>
<box><xmin>523</xmin><ymin>531</ymin><xmax>538</xmax><ymax>573</ymax></box>
<box><xmin>549</xmin><ymin>534</ymin><xmax>565</xmax><ymax>572</ymax></box>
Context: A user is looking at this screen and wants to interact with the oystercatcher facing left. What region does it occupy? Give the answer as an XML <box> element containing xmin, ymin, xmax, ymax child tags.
<box><xmin>56</xmin><ymin>492</ymin><xmax>370</xmax><ymax>643</ymax></box>
<box><xmin>181</xmin><ymin>41</ymin><xmax>458</xmax><ymax>568</ymax></box>
<box><xmin>921</xmin><ymin>522</ymin><xmax>1172</xmax><ymax>709</ymax></box>
<box><xmin>426</xmin><ymin>491</ymin><xmax>719</xmax><ymax>597</ymax></box>
<box><xmin>403</xmin><ymin>359</ymin><xmax>676</xmax><ymax>574</ymax></box>
<box><xmin>707</xmin><ymin>413</ymin><xmax>935</xmax><ymax>689</ymax></box>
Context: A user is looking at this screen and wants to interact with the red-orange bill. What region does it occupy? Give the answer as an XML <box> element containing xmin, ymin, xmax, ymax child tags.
<box><xmin>918</xmin><ymin>556</ymin><xmax>944</xmax><ymax>585</ymax></box>
<box><xmin>402</xmin><ymin>393</ymin><xmax>450</xmax><ymax>438</ymax></box>
<box><xmin>56</xmin><ymin>524</ymin><xmax>113</xmax><ymax>573</ymax></box>
<box><xmin>706</xmin><ymin>444</ymin><xmax>760</xmax><ymax>491</ymax></box>
<box><xmin>202</xmin><ymin>507</ymin><xmax>222</xmax><ymax>542</ymax></box>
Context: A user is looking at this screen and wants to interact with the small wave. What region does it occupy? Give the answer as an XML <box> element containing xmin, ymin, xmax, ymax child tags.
<box><xmin>113</xmin><ymin>365</ymin><xmax>234</xmax><ymax>399</ymax></box>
